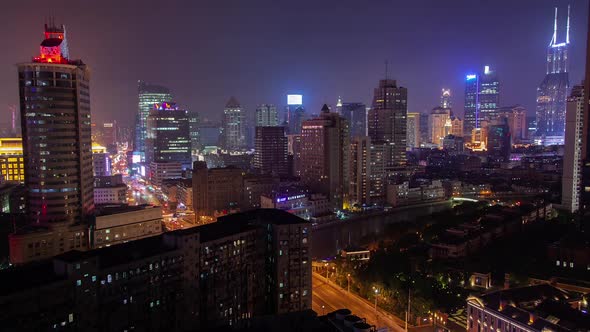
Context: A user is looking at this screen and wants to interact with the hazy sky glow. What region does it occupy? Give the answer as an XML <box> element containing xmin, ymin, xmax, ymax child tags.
<box><xmin>1</xmin><ymin>0</ymin><xmax>588</xmax><ymax>127</ymax></box>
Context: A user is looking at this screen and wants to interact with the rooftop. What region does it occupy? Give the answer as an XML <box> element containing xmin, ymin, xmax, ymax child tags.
<box><xmin>95</xmin><ymin>204</ymin><xmax>156</xmax><ymax>217</ymax></box>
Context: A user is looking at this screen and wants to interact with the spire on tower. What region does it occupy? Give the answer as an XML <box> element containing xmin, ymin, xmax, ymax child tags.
<box><xmin>550</xmin><ymin>7</ymin><xmax>558</xmax><ymax>47</ymax></box>
<box><xmin>566</xmin><ymin>5</ymin><xmax>570</xmax><ymax>44</ymax></box>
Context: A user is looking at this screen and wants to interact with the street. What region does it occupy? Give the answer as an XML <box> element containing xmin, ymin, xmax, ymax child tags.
<box><xmin>312</xmin><ymin>272</ymin><xmax>405</xmax><ymax>332</ymax></box>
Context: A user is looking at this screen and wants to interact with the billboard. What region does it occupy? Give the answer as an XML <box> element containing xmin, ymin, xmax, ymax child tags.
<box><xmin>287</xmin><ymin>94</ymin><xmax>303</xmax><ymax>105</ymax></box>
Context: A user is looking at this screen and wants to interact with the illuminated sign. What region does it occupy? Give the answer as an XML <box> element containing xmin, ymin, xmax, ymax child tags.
<box><xmin>276</xmin><ymin>194</ymin><xmax>306</xmax><ymax>203</ymax></box>
<box><xmin>466</xmin><ymin>74</ymin><xmax>477</xmax><ymax>81</ymax></box>
<box><xmin>287</xmin><ymin>94</ymin><xmax>303</xmax><ymax>105</ymax></box>
<box><xmin>484</xmin><ymin>66</ymin><xmax>491</xmax><ymax>75</ymax></box>
<box><xmin>154</xmin><ymin>102</ymin><xmax>178</xmax><ymax>111</ymax></box>
<box><xmin>132</xmin><ymin>153</ymin><xmax>141</xmax><ymax>164</ymax></box>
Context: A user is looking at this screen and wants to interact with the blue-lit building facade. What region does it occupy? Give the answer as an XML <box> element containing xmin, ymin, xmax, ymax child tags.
<box><xmin>464</xmin><ymin>66</ymin><xmax>500</xmax><ymax>136</ymax></box>
<box><xmin>536</xmin><ymin>6</ymin><xmax>570</xmax><ymax>142</ymax></box>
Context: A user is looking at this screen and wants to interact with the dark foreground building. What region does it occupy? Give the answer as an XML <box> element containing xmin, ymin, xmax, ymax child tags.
<box><xmin>0</xmin><ymin>209</ymin><xmax>311</xmax><ymax>331</ymax></box>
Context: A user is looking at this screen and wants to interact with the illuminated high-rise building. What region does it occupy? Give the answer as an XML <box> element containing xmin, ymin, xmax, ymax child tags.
<box><xmin>406</xmin><ymin>112</ymin><xmax>421</xmax><ymax>148</ymax></box>
<box><xmin>441</xmin><ymin>89</ymin><xmax>452</xmax><ymax>109</ymax></box>
<box><xmin>0</xmin><ymin>138</ymin><xmax>24</xmax><ymax>183</ymax></box>
<box><xmin>429</xmin><ymin>107</ymin><xmax>451</xmax><ymax>147</ymax></box>
<box><xmin>340</xmin><ymin>102</ymin><xmax>366</xmax><ymax>138</ymax></box>
<box><xmin>222</xmin><ymin>97</ymin><xmax>246</xmax><ymax>150</ymax></box>
<box><xmin>464</xmin><ymin>66</ymin><xmax>500</xmax><ymax>135</ymax></box>
<box><xmin>256</xmin><ymin>104</ymin><xmax>279</xmax><ymax>127</ymax></box>
<box><xmin>145</xmin><ymin>102</ymin><xmax>192</xmax><ymax>169</ymax></box>
<box><xmin>368</xmin><ymin>79</ymin><xmax>407</xmax><ymax>171</ymax></box>
<box><xmin>562</xmin><ymin>83</ymin><xmax>584</xmax><ymax>213</ymax></box>
<box><xmin>17</xmin><ymin>22</ymin><xmax>94</xmax><ymax>224</ymax></box>
<box><xmin>135</xmin><ymin>81</ymin><xmax>172</xmax><ymax>158</ymax></box>
<box><xmin>349</xmin><ymin>136</ymin><xmax>371</xmax><ymax>205</ymax></box>
<box><xmin>300</xmin><ymin>105</ymin><xmax>349</xmax><ymax>209</ymax></box>
<box><xmin>536</xmin><ymin>6</ymin><xmax>570</xmax><ymax>141</ymax></box>
<box><xmin>286</xmin><ymin>94</ymin><xmax>305</xmax><ymax>134</ymax></box>
<box><xmin>188</xmin><ymin>111</ymin><xmax>200</xmax><ymax>151</ymax></box>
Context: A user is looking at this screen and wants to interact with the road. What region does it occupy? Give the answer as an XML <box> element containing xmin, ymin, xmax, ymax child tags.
<box><xmin>312</xmin><ymin>272</ymin><xmax>405</xmax><ymax>332</ymax></box>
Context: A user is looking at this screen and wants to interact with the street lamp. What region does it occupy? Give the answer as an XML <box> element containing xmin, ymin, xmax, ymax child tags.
<box><xmin>374</xmin><ymin>288</ymin><xmax>379</xmax><ymax>312</ymax></box>
<box><xmin>324</xmin><ymin>263</ymin><xmax>329</xmax><ymax>283</ymax></box>
<box><xmin>322</xmin><ymin>305</ymin><xmax>325</xmax><ymax>316</ymax></box>
<box><xmin>347</xmin><ymin>273</ymin><xmax>351</xmax><ymax>293</ymax></box>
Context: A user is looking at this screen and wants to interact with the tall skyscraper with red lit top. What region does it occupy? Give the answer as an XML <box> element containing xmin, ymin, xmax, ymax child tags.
<box><xmin>17</xmin><ymin>22</ymin><xmax>94</xmax><ymax>224</ymax></box>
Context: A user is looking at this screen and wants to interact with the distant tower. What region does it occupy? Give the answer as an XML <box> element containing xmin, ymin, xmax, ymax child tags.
<box><xmin>222</xmin><ymin>97</ymin><xmax>246</xmax><ymax>150</ymax></box>
<box><xmin>441</xmin><ymin>89</ymin><xmax>452</xmax><ymax>109</ymax></box>
<box><xmin>368</xmin><ymin>79</ymin><xmax>408</xmax><ymax>171</ymax></box>
<box><xmin>256</xmin><ymin>104</ymin><xmax>279</xmax><ymax>127</ymax></box>
<box><xmin>17</xmin><ymin>22</ymin><xmax>93</xmax><ymax>224</ymax></box>
<box><xmin>562</xmin><ymin>83</ymin><xmax>584</xmax><ymax>213</ymax></box>
<box><xmin>536</xmin><ymin>6</ymin><xmax>570</xmax><ymax>142</ymax></box>
<box><xmin>135</xmin><ymin>81</ymin><xmax>172</xmax><ymax>158</ymax></box>
<box><xmin>464</xmin><ymin>66</ymin><xmax>500</xmax><ymax>136</ymax></box>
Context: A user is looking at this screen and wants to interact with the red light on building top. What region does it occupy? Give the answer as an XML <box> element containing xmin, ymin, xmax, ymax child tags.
<box><xmin>32</xmin><ymin>22</ymin><xmax>71</xmax><ymax>64</ymax></box>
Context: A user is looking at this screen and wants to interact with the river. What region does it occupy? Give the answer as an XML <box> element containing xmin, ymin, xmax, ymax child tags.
<box><xmin>311</xmin><ymin>201</ymin><xmax>452</xmax><ymax>258</ymax></box>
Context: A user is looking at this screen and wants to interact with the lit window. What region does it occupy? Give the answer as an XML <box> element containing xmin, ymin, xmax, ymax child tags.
<box><xmin>76</xmin><ymin>280</ymin><xmax>81</xmax><ymax>286</ymax></box>
<box><xmin>556</xmin><ymin>260</ymin><xmax>560</xmax><ymax>266</ymax></box>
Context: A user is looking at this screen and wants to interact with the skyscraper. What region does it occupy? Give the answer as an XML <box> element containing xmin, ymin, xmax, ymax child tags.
<box><xmin>256</xmin><ymin>104</ymin><xmax>279</xmax><ymax>127</ymax></box>
<box><xmin>145</xmin><ymin>102</ymin><xmax>192</xmax><ymax>169</ymax></box>
<box><xmin>300</xmin><ymin>105</ymin><xmax>349</xmax><ymax>209</ymax></box>
<box><xmin>429</xmin><ymin>107</ymin><xmax>452</xmax><ymax>147</ymax></box>
<box><xmin>188</xmin><ymin>111</ymin><xmax>200</xmax><ymax>151</ymax></box>
<box><xmin>17</xmin><ymin>22</ymin><xmax>94</xmax><ymax>224</ymax></box>
<box><xmin>135</xmin><ymin>81</ymin><xmax>172</xmax><ymax>159</ymax></box>
<box><xmin>536</xmin><ymin>6</ymin><xmax>570</xmax><ymax>141</ymax></box>
<box><xmin>562</xmin><ymin>84</ymin><xmax>584</xmax><ymax>213</ymax></box>
<box><xmin>340</xmin><ymin>102</ymin><xmax>367</xmax><ymax>138</ymax></box>
<box><xmin>464</xmin><ymin>66</ymin><xmax>500</xmax><ymax>135</ymax></box>
<box><xmin>286</xmin><ymin>94</ymin><xmax>305</xmax><ymax>134</ymax></box>
<box><xmin>497</xmin><ymin>105</ymin><xmax>527</xmax><ymax>143</ymax></box>
<box><xmin>441</xmin><ymin>89</ymin><xmax>452</xmax><ymax>109</ymax></box>
<box><xmin>486</xmin><ymin>117</ymin><xmax>511</xmax><ymax>162</ymax></box>
<box><xmin>406</xmin><ymin>112</ymin><xmax>421</xmax><ymax>148</ymax></box>
<box><xmin>254</xmin><ymin>126</ymin><xmax>289</xmax><ymax>176</ymax></box>
<box><xmin>368</xmin><ymin>79</ymin><xmax>408</xmax><ymax>171</ymax></box>
<box><xmin>349</xmin><ymin>136</ymin><xmax>371</xmax><ymax>205</ymax></box>
<box><xmin>222</xmin><ymin>97</ymin><xmax>246</xmax><ymax>150</ymax></box>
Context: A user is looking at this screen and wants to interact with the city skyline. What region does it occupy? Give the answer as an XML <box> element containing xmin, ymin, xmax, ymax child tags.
<box><xmin>1</xmin><ymin>0</ymin><xmax>588</xmax><ymax>127</ymax></box>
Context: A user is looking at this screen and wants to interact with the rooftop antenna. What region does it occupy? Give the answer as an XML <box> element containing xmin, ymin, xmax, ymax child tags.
<box><xmin>566</xmin><ymin>5</ymin><xmax>571</xmax><ymax>44</ymax></box>
<box><xmin>385</xmin><ymin>60</ymin><xmax>389</xmax><ymax>80</ymax></box>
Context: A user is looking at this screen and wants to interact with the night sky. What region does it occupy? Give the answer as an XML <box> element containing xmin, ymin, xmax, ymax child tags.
<box><xmin>1</xmin><ymin>0</ymin><xmax>588</xmax><ymax>127</ymax></box>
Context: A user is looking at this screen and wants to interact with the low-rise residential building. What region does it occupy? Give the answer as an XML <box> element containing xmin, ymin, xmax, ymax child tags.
<box><xmin>149</xmin><ymin>161</ymin><xmax>182</xmax><ymax>187</ymax></box>
<box><xmin>0</xmin><ymin>209</ymin><xmax>311</xmax><ymax>331</ymax></box>
<box><xmin>466</xmin><ymin>284</ymin><xmax>589</xmax><ymax>332</ymax></box>
<box><xmin>92</xmin><ymin>204</ymin><xmax>163</xmax><ymax>248</ymax></box>
<box><xmin>93</xmin><ymin>184</ymin><xmax>127</xmax><ymax>205</ymax></box>
<box><xmin>387</xmin><ymin>180</ymin><xmax>445</xmax><ymax>207</ymax></box>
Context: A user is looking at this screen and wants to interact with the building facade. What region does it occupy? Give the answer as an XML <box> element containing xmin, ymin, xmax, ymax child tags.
<box><xmin>367</xmin><ymin>79</ymin><xmax>407</xmax><ymax>171</ymax></box>
<box><xmin>145</xmin><ymin>102</ymin><xmax>191</xmax><ymax>169</ymax></box>
<box><xmin>299</xmin><ymin>105</ymin><xmax>349</xmax><ymax>209</ymax></box>
<box><xmin>406</xmin><ymin>112</ymin><xmax>421</xmax><ymax>149</ymax></box>
<box><xmin>222</xmin><ymin>97</ymin><xmax>246</xmax><ymax>151</ymax></box>
<box><xmin>340</xmin><ymin>102</ymin><xmax>366</xmax><ymax>138</ymax></box>
<box><xmin>18</xmin><ymin>23</ymin><xmax>94</xmax><ymax>224</ymax></box>
<box><xmin>0</xmin><ymin>138</ymin><xmax>24</xmax><ymax>183</ymax></box>
<box><xmin>135</xmin><ymin>81</ymin><xmax>172</xmax><ymax>159</ymax></box>
<box><xmin>536</xmin><ymin>7</ymin><xmax>570</xmax><ymax>140</ymax></box>
<box><xmin>192</xmin><ymin>161</ymin><xmax>244</xmax><ymax>221</ymax></box>
<box><xmin>561</xmin><ymin>84</ymin><xmax>584</xmax><ymax>213</ymax></box>
<box><xmin>464</xmin><ymin>66</ymin><xmax>500</xmax><ymax>135</ymax></box>
<box><xmin>253</xmin><ymin>126</ymin><xmax>289</xmax><ymax>176</ymax></box>
<box><xmin>256</xmin><ymin>104</ymin><xmax>279</xmax><ymax>127</ymax></box>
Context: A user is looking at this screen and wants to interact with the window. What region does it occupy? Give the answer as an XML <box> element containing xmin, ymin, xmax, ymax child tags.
<box><xmin>556</xmin><ymin>260</ymin><xmax>560</xmax><ymax>266</ymax></box>
<box><xmin>76</xmin><ymin>280</ymin><xmax>81</xmax><ymax>286</ymax></box>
